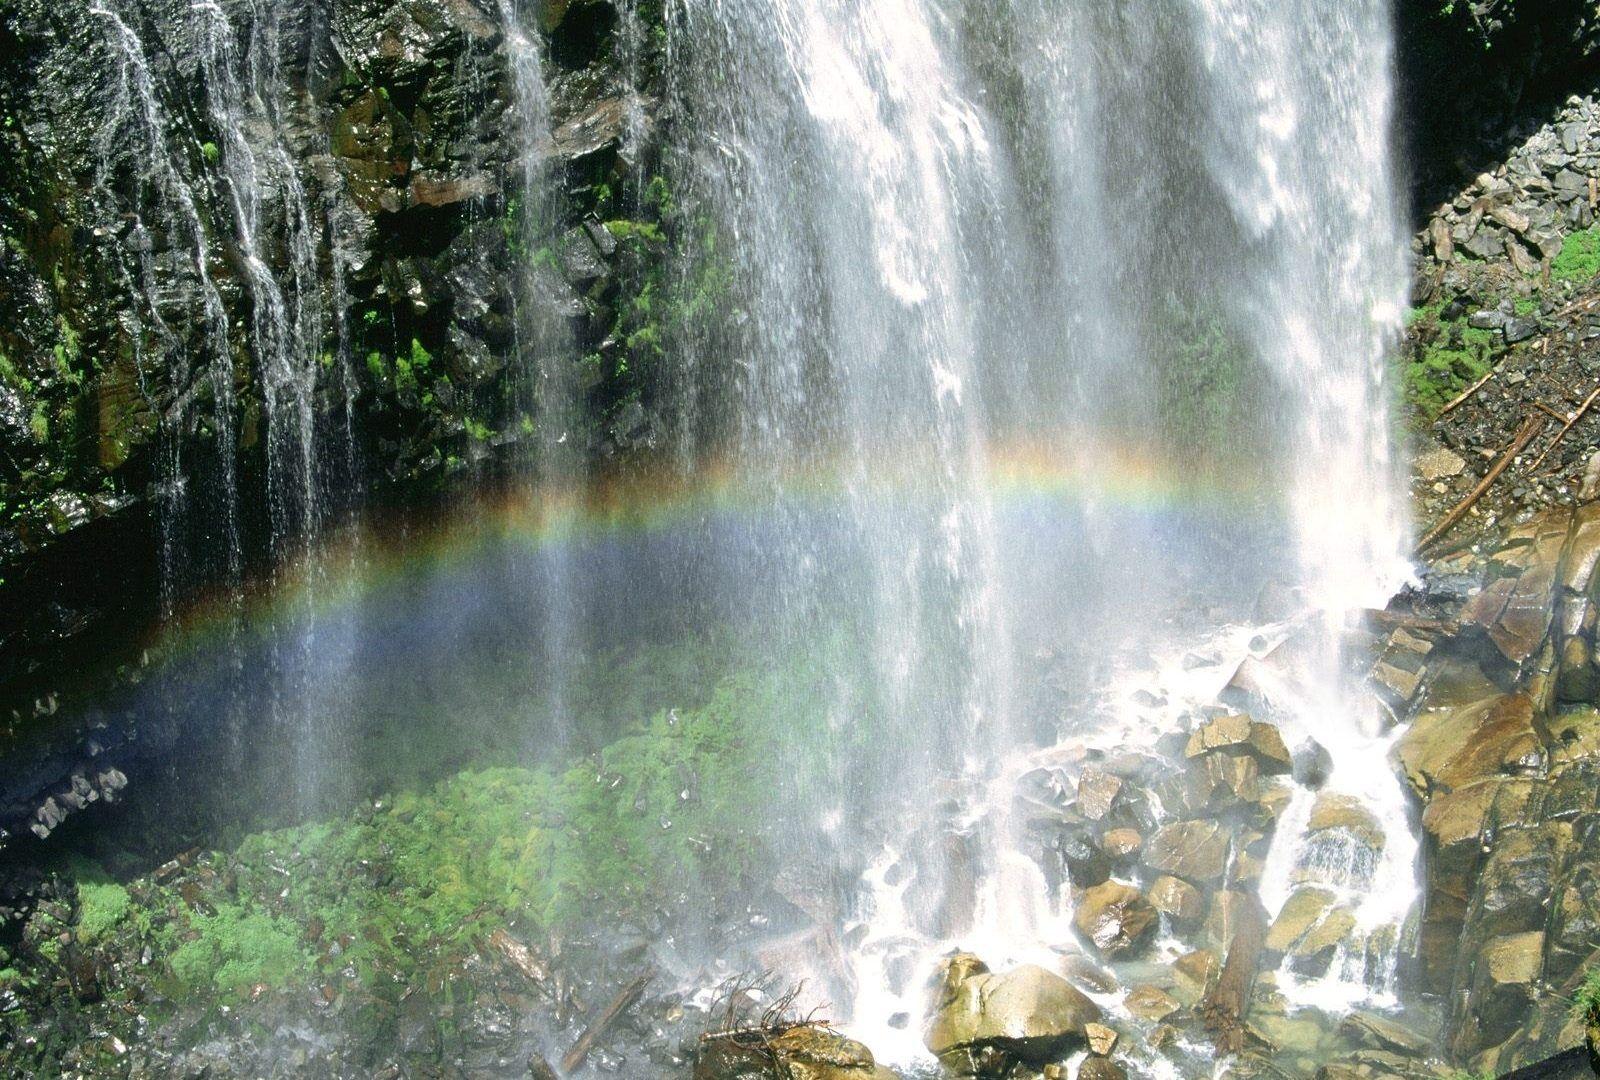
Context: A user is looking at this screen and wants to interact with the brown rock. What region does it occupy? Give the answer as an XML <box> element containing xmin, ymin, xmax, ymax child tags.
<box><xmin>1148</xmin><ymin>875</ymin><xmax>1205</xmax><ymax>925</ymax></box>
<box><xmin>1074</xmin><ymin>882</ymin><xmax>1157</xmax><ymax>959</ymax></box>
<box><xmin>1124</xmin><ymin>985</ymin><xmax>1180</xmax><ymax>1022</ymax></box>
<box><xmin>1143</xmin><ymin>820</ymin><xmax>1231</xmax><ymax>884</ymax></box>
<box><xmin>1084</xmin><ymin>1022</ymin><xmax>1118</xmax><ymax>1056</ymax></box>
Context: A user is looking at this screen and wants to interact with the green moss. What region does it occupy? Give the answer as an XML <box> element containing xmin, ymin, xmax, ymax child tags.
<box><xmin>28</xmin><ymin>405</ymin><xmax>47</xmax><ymax>443</ymax></box>
<box><xmin>604</xmin><ymin>219</ymin><xmax>665</xmax><ymax>244</ymax></box>
<box><xmin>200</xmin><ymin>141</ymin><xmax>221</xmax><ymax>165</ymax></box>
<box><xmin>1574</xmin><ymin>966</ymin><xmax>1600</xmax><ymax>1020</ymax></box>
<box><xmin>1402</xmin><ymin>303</ymin><xmax>1499</xmax><ymax>418</ymax></box>
<box><xmin>1553</xmin><ymin>226</ymin><xmax>1600</xmax><ymax>284</ymax></box>
<box><xmin>168</xmin><ymin>904</ymin><xmax>309</xmax><ymax>1000</ymax></box>
<box><xmin>463</xmin><ymin>417</ymin><xmax>492</xmax><ymax>441</ymax></box>
<box><xmin>365</xmin><ymin>350</ymin><xmax>388</xmax><ymax>383</ymax></box>
<box><xmin>77</xmin><ymin>881</ymin><xmax>131</xmax><ymax>944</ymax></box>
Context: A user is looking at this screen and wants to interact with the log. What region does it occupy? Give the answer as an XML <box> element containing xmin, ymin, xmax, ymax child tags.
<box><xmin>489</xmin><ymin>928</ymin><xmax>551</xmax><ymax>988</ymax></box>
<box><xmin>561</xmin><ymin>968</ymin><xmax>653</xmax><ymax>1074</ymax></box>
<box><xmin>1528</xmin><ymin>384</ymin><xmax>1600</xmax><ymax>472</ymax></box>
<box><xmin>1416</xmin><ymin>413</ymin><xmax>1545</xmax><ymax>553</ymax></box>
<box><xmin>1199</xmin><ymin>896</ymin><xmax>1268</xmax><ymax>1054</ymax></box>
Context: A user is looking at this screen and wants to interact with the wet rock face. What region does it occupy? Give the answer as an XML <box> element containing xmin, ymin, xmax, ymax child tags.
<box><xmin>694</xmin><ymin>1025</ymin><xmax>894</xmax><ymax>1080</ymax></box>
<box><xmin>0</xmin><ymin>0</ymin><xmax>663</xmax><ymax>713</ymax></box>
<box><xmin>1398</xmin><ymin>504</ymin><xmax>1600</xmax><ymax>1073</ymax></box>
<box><xmin>924</xmin><ymin>955</ymin><xmax>1101</xmax><ymax>1076</ymax></box>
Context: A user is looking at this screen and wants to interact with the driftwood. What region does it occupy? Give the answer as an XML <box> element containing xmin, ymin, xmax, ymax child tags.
<box><xmin>561</xmin><ymin>968</ymin><xmax>654</xmax><ymax>1074</ymax></box>
<box><xmin>1199</xmin><ymin>899</ymin><xmax>1268</xmax><ymax>1054</ymax></box>
<box><xmin>488</xmin><ymin>929</ymin><xmax>551</xmax><ymax>988</ymax></box>
<box><xmin>1417</xmin><ymin>413</ymin><xmax>1545</xmax><ymax>553</ymax></box>
<box><xmin>1528</xmin><ymin>385</ymin><xmax>1600</xmax><ymax>472</ymax></box>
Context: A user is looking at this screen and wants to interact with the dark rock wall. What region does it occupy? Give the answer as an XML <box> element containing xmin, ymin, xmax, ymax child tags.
<box><xmin>0</xmin><ymin>0</ymin><xmax>670</xmax><ymax>714</ymax></box>
<box><xmin>1398</xmin><ymin>0</ymin><xmax>1600</xmax><ymax>217</ymax></box>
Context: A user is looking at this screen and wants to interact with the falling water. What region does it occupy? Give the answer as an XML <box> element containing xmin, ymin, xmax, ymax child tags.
<box><xmin>70</xmin><ymin>0</ymin><xmax>1419</xmax><ymax>1068</ymax></box>
<box><xmin>662</xmin><ymin>0</ymin><xmax>1414</xmax><ymax>1054</ymax></box>
<box><xmin>91</xmin><ymin>0</ymin><xmax>243</xmax><ymax>608</ymax></box>
<box><xmin>196</xmin><ymin>0</ymin><xmax>326</xmax><ymax>550</ymax></box>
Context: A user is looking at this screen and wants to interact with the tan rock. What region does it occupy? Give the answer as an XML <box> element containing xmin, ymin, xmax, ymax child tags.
<box><xmin>1123</xmin><ymin>984</ymin><xmax>1180</xmax><ymax>1022</ymax></box>
<box><xmin>1172</xmin><ymin>949</ymin><xmax>1219</xmax><ymax>1003</ymax></box>
<box><xmin>1058</xmin><ymin>953</ymin><xmax>1118</xmax><ymax>995</ymax></box>
<box><xmin>1306</xmin><ymin>793</ymin><xmax>1385</xmax><ymax>850</ymax></box>
<box><xmin>1264</xmin><ymin>888</ymin><xmax>1336</xmax><ymax>956</ymax></box>
<box><xmin>1396</xmin><ymin>693</ymin><xmax>1547</xmax><ymax>796</ymax></box>
<box><xmin>925</xmin><ymin>959</ymin><xmax>1101</xmax><ymax>1065</ymax></box>
<box><xmin>1101</xmin><ymin>828</ymin><xmax>1142</xmax><ymax>858</ymax></box>
<box><xmin>1148</xmin><ymin>875</ymin><xmax>1204</xmax><ymax>924</ymax></box>
<box><xmin>1076</xmin><ymin>768</ymin><xmax>1123</xmax><ymax>822</ymax></box>
<box><xmin>1074</xmin><ymin>882</ymin><xmax>1157</xmax><ymax>959</ymax></box>
<box><xmin>1084</xmin><ymin>1022</ymin><xmax>1118</xmax><ymax>1056</ymax></box>
<box><xmin>1143</xmin><ymin>820</ymin><xmax>1231</xmax><ymax>883</ymax></box>
<box><xmin>1077</xmin><ymin>1057</ymin><xmax>1127</xmax><ymax>1080</ymax></box>
<box><xmin>1184</xmin><ymin>715</ymin><xmax>1293</xmax><ymax>774</ymax></box>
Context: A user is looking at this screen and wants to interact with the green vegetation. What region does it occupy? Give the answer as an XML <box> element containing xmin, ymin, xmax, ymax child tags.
<box><xmin>54</xmin><ymin>641</ymin><xmax>846</xmax><ymax>1005</ymax></box>
<box><xmin>200</xmin><ymin>141</ymin><xmax>221</xmax><ymax>166</ymax></box>
<box><xmin>1402</xmin><ymin>300</ymin><xmax>1501</xmax><ymax>418</ymax></box>
<box><xmin>1573</xmin><ymin>966</ymin><xmax>1600</xmax><ymax>1020</ymax></box>
<box><xmin>1552</xmin><ymin>226</ymin><xmax>1600</xmax><ymax>284</ymax></box>
<box><xmin>166</xmin><ymin>904</ymin><xmax>307</xmax><ymax>998</ymax></box>
<box><xmin>75</xmin><ymin>879</ymin><xmax>131</xmax><ymax>944</ymax></box>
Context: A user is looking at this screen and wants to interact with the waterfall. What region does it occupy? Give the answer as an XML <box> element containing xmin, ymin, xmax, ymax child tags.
<box><xmin>91</xmin><ymin>0</ymin><xmax>243</xmax><ymax>607</ymax></box>
<box><xmin>196</xmin><ymin>0</ymin><xmax>326</xmax><ymax>551</ymax></box>
<box><xmin>662</xmin><ymin>0</ymin><xmax>1413</xmax><ymax>1051</ymax></box>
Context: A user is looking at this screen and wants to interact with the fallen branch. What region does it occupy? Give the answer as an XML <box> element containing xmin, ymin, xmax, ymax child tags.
<box><xmin>1438</xmin><ymin>366</ymin><xmax>1498</xmax><ymax>417</ymax></box>
<box><xmin>1534</xmin><ymin>401</ymin><xmax>1570</xmax><ymax>423</ymax></box>
<box><xmin>561</xmin><ymin>968</ymin><xmax>653</xmax><ymax>1074</ymax></box>
<box><xmin>488</xmin><ymin>929</ymin><xmax>551</xmax><ymax>989</ymax></box>
<box><xmin>1528</xmin><ymin>385</ymin><xmax>1600</xmax><ymax>472</ymax></box>
<box><xmin>1416</xmin><ymin>413</ymin><xmax>1546</xmax><ymax>553</ymax></box>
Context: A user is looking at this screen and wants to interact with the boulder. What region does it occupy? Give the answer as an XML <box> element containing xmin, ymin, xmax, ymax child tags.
<box><xmin>1084</xmin><ymin>1023</ymin><xmax>1117</xmax><ymax>1056</ymax></box>
<box><xmin>1305</xmin><ymin>793</ymin><xmax>1385</xmax><ymax>850</ymax></box>
<box><xmin>1466</xmin><ymin>932</ymin><xmax>1546</xmax><ymax>1051</ymax></box>
<box><xmin>1264</xmin><ymin>888</ymin><xmax>1336</xmax><ymax>958</ymax></box>
<box><xmin>1148</xmin><ymin>875</ymin><xmax>1205</xmax><ymax>925</ymax></box>
<box><xmin>1142</xmin><ymin>820</ymin><xmax>1231</xmax><ymax>884</ymax></box>
<box><xmin>1397</xmin><ymin>693</ymin><xmax>1547</xmax><ymax>797</ymax></box>
<box><xmin>1075</xmin><ymin>769</ymin><xmax>1123</xmax><ymax>822</ymax></box>
<box><xmin>1077</xmin><ymin>1057</ymin><xmax>1127</xmax><ymax>1080</ymax></box>
<box><xmin>925</xmin><ymin>957</ymin><xmax>1100</xmax><ymax>1069</ymax></box>
<box><xmin>1074</xmin><ymin>882</ymin><xmax>1157</xmax><ymax>959</ymax></box>
<box><xmin>695</xmin><ymin>1025</ymin><xmax>895</xmax><ymax>1080</ymax></box>
<box><xmin>1184</xmin><ymin>715</ymin><xmax>1293</xmax><ymax>775</ymax></box>
<box><xmin>1123</xmin><ymin>985</ymin><xmax>1180</xmax><ymax>1022</ymax></box>
<box><xmin>1101</xmin><ymin>828</ymin><xmax>1142</xmax><ymax>859</ymax></box>
<box><xmin>1171</xmin><ymin>950</ymin><xmax>1219</xmax><ymax>1004</ymax></box>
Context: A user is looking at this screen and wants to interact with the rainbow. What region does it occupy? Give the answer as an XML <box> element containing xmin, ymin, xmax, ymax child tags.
<box><xmin>151</xmin><ymin>438</ymin><xmax>1279</xmax><ymax>664</ymax></box>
